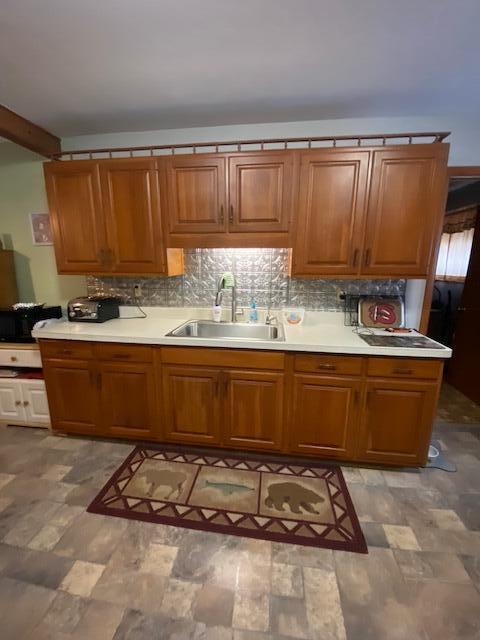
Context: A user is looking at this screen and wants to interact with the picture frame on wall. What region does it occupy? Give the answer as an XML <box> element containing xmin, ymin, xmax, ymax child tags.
<box><xmin>30</xmin><ymin>213</ymin><xmax>53</xmax><ymax>245</ymax></box>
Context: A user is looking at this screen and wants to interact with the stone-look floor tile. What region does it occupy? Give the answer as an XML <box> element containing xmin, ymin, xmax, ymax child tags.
<box><xmin>70</xmin><ymin>599</ymin><xmax>124</xmax><ymax>640</ymax></box>
<box><xmin>272</xmin><ymin>542</ymin><xmax>334</xmax><ymax>570</ymax></box>
<box><xmin>340</xmin><ymin>466</ymin><xmax>363</xmax><ymax>483</ymax></box>
<box><xmin>270</xmin><ymin>595</ymin><xmax>310</xmax><ymax>639</ymax></box>
<box><xmin>359</xmin><ymin>468</ymin><xmax>386</xmax><ymax>485</ymax></box>
<box><xmin>461</xmin><ymin>555</ymin><xmax>480</xmax><ymax>593</ymax></box>
<box><xmin>2</xmin><ymin>546</ymin><xmax>75</xmax><ymax>589</ymax></box>
<box><xmin>0</xmin><ymin>473</ymin><xmax>15</xmax><ymax>491</ymax></box>
<box><xmin>23</xmin><ymin>621</ymin><xmax>72</xmax><ymax>640</ymax></box>
<box><xmin>382</xmin><ymin>470</ymin><xmax>423</xmax><ymax>489</ymax></box>
<box><xmin>394</xmin><ymin>550</ymin><xmax>472</xmax><ymax>584</ymax></box>
<box><xmin>54</xmin><ymin>513</ymin><xmax>128</xmax><ymax>564</ymax></box>
<box><xmin>171</xmin><ymin>531</ymin><xmax>231</xmax><ymax>583</ymax></box>
<box><xmin>112</xmin><ymin>608</ymin><xmax>203</xmax><ymax>640</ymax></box>
<box><xmin>2</xmin><ymin>513</ymin><xmax>44</xmax><ymax>547</ymax></box>
<box><xmin>383</xmin><ymin>524</ymin><xmax>421</xmax><ymax>550</ymax></box>
<box><xmin>0</xmin><ymin>576</ymin><xmax>57</xmax><ymax>640</ymax></box>
<box><xmin>91</xmin><ymin>566</ymin><xmax>167</xmax><ymax>614</ymax></box>
<box><xmin>410</xmin><ymin>581</ymin><xmax>480</xmax><ymax>640</ymax></box>
<box><xmin>0</xmin><ymin>496</ymin><xmax>13</xmax><ymax>514</ymax></box>
<box><xmin>60</xmin><ymin>559</ymin><xmax>106</xmax><ymax>597</ymax></box>
<box><xmin>232</xmin><ymin>590</ymin><xmax>269</xmax><ymax>632</ymax></box>
<box><xmin>413</xmin><ymin>526</ymin><xmax>480</xmax><ymax>555</ymax></box>
<box><xmin>140</xmin><ymin>542</ymin><xmax>178</xmax><ymax>576</ymax></box>
<box><xmin>233</xmin><ymin>632</ymin><xmax>274</xmax><ymax>640</ymax></box>
<box><xmin>348</xmin><ymin>484</ymin><xmax>407</xmax><ymax>525</ymax></box>
<box><xmin>41</xmin><ymin>464</ymin><xmax>72</xmax><ymax>481</ymax></box>
<box><xmin>361</xmin><ymin>522</ymin><xmax>390</xmax><ymax>548</ymax></box>
<box><xmin>335</xmin><ymin>548</ymin><xmax>426</xmax><ymax>640</ymax></box>
<box><xmin>204</xmin><ymin>625</ymin><xmax>234</xmax><ymax>640</ymax></box>
<box><xmin>237</xmin><ymin>557</ymin><xmax>271</xmax><ymax>593</ymax></box>
<box><xmin>303</xmin><ymin>566</ymin><xmax>346</xmax><ymax>639</ymax></box>
<box><xmin>428</xmin><ymin>508</ymin><xmax>467</xmax><ymax>531</ymax></box>
<box><xmin>160</xmin><ymin>578</ymin><xmax>201</xmax><ymax>619</ymax></box>
<box><xmin>207</xmin><ymin>549</ymin><xmax>243</xmax><ymax>590</ymax></box>
<box><xmin>28</xmin><ymin>524</ymin><xmax>66</xmax><ymax>551</ymax></box>
<box><xmin>271</xmin><ymin>562</ymin><xmax>303</xmax><ymax>597</ymax></box>
<box><xmin>193</xmin><ymin>584</ymin><xmax>234</xmax><ymax>627</ymax></box>
<box><xmin>42</xmin><ymin>590</ymin><xmax>89</xmax><ymax>633</ymax></box>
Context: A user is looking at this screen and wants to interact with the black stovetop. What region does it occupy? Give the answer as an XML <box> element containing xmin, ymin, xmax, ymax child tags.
<box><xmin>358</xmin><ymin>334</ymin><xmax>446</xmax><ymax>349</ymax></box>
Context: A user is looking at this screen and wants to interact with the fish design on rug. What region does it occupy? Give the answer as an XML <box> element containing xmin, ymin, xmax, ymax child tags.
<box><xmin>203</xmin><ymin>480</ymin><xmax>255</xmax><ymax>496</ymax></box>
<box><xmin>264</xmin><ymin>481</ymin><xmax>325</xmax><ymax>515</ymax></box>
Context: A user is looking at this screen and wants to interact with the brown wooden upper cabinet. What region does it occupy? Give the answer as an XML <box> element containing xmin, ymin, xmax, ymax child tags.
<box><xmin>163</xmin><ymin>151</ymin><xmax>294</xmax><ymax>247</ymax></box>
<box><xmin>44</xmin><ymin>159</ymin><xmax>183</xmax><ymax>276</ymax></box>
<box><xmin>292</xmin><ymin>143</ymin><xmax>449</xmax><ymax>278</ymax></box>
<box><xmin>293</xmin><ymin>149</ymin><xmax>370</xmax><ymax>276</ymax></box>
<box><xmin>362</xmin><ymin>144</ymin><xmax>449</xmax><ymax>276</ymax></box>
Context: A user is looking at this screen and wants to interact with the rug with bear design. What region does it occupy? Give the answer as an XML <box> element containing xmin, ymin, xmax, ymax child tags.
<box><xmin>87</xmin><ymin>445</ymin><xmax>367</xmax><ymax>553</ymax></box>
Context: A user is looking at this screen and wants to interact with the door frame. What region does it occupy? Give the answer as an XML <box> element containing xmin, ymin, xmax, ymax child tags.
<box><xmin>419</xmin><ymin>166</ymin><xmax>480</xmax><ymax>333</ymax></box>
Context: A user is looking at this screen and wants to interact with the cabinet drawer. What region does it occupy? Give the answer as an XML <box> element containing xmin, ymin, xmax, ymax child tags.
<box><xmin>40</xmin><ymin>340</ymin><xmax>94</xmax><ymax>360</ymax></box>
<box><xmin>294</xmin><ymin>354</ymin><xmax>363</xmax><ymax>376</ymax></box>
<box><xmin>161</xmin><ymin>347</ymin><xmax>285</xmax><ymax>370</ymax></box>
<box><xmin>0</xmin><ymin>348</ymin><xmax>42</xmax><ymax>368</ymax></box>
<box><xmin>95</xmin><ymin>343</ymin><xmax>153</xmax><ymax>363</ymax></box>
<box><xmin>367</xmin><ymin>357</ymin><xmax>442</xmax><ymax>380</ymax></box>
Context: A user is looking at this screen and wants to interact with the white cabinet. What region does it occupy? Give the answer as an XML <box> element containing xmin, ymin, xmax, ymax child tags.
<box><xmin>0</xmin><ymin>378</ymin><xmax>50</xmax><ymax>427</ymax></box>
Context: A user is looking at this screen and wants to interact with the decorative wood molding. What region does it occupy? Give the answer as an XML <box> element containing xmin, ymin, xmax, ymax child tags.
<box><xmin>0</xmin><ymin>104</ymin><xmax>60</xmax><ymax>157</ymax></box>
<box><xmin>448</xmin><ymin>166</ymin><xmax>480</xmax><ymax>177</ymax></box>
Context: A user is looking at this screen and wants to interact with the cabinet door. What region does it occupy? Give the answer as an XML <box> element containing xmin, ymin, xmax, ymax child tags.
<box><xmin>293</xmin><ymin>150</ymin><xmax>369</xmax><ymax>276</ymax></box>
<box><xmin>99</xmin><ymin>158</ymin><xmax>165</xmax><ymax>273</ymax></box>
<box><xmin>44</xmin><ymin>161</ymin><xmax>108</xmax><ymax>273</ymax></box>
<box><xmin>99</xmin><ymin>361</ymin><xmax>158</xmax><ymax>439</ymax></box>
<box><xmin>165</xmin><ymin>155</ymin><xmax>226</xmax><ymax>234</ymax></box>
<box><xmin>0</xmin><ymin>379</ymin><xmax>26</xmax><ymax>423</ymax></box>
<box><xmin>290</xmin><ymin>374</ymin><xmax>360</xmax><ymax>459</ymax></box>
<box><xmin>22</xmin><ymin>380</ymin><xmax>50</xmax><ymax>425</ymax></box>
<box><xmin>162</xmin><ymin>365</ymin><xmax>221</xmax><ymax>444</ymax></box>
<box><xmin>42</xmin><ymin>359</ymin><xmax>99</xmax><ymax>434</ymax></box>
<box><xmin>223</xmin><ymin>370</ymin><xmax>284</xmax><ymax>450</ymax></box>
<box><xmin>362</xmin><ymin>145</ymin><xmax>448</xmax><ymax>276</ymax></box>
<box><xmin>356</xmin><ymin>379</ymin><xmax>438</xmax><ymax>465</ymax></box>
<box><xmin>228</xmin><ymin>153</ymin><xmax>293</xmax><ymax>234</ymax></box>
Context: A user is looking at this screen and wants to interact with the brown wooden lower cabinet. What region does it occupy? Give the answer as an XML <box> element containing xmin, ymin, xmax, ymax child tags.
<box><xmin>98</xmin><ymin>360</ymin><xmax>157</xmax><ymax>439</ymax></box>
<box><xmin>224</xmin><ymin>369</ymin><xmax>284</xmax><ymax>450</ymax></box>
<box><xmin>355</xmin><ymin>378</ymin><xmax>439</xmax><ymax>466</ymax></box>
<box><xmin>42</xmin><ymin>357</ymin><xmax>99</xmax><ymax>434</ymax></box>
<box><xmin>162</xmin><ymin>365</ymin><xmax>221</xmax><ymax>445</ymax></box>
<box><xmin>290</xmin><ymin>374</ymin><xmax>360</xmax><ymax>459</ymax></box>
<box><xmin>39</xmin><ymin>340</ymin><xmax>444</xmax><ymax>467</ymax></box>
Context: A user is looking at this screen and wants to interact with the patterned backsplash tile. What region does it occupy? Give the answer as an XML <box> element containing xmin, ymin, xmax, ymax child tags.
<box><xmin>87</xmin><ymin>248</ymin><xmax>405</xmax><ymax>311</ymax></box>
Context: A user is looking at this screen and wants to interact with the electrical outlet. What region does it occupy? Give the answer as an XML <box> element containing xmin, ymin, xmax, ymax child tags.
<box><xmin>133</xmin><ymin>284</ymin><xmax>142</xmax><ymax>299</ymax></box>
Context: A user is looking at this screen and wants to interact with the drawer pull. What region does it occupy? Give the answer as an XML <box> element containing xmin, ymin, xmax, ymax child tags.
<box><xmin>317</xmin><ymin>363</ymin><xmax>336</xmax><ymax>370</ymax></box>
<box><xmin>23</xmin><ymin>401</ymin><xmax>29</xmax><ymax>407</ymax></box>
<box><xmin>15</xmin><ymin>400</ymin><xmax>21</xmax><ymax>406</ymax></box>
<box><xmin>59</xmin><ymin>349</ymin><xmax>73</xmax><ymax>356</ymax></box>
<box><xmin>111</xmin><ymin>354</ymin><xmax>131</xmax><ymax>360</ymax></box>
<box><xmin>10</xmin><ymin>356</ymin><xmax>18</xmax><ymax>362</ymax></box>
<box><xmin>392</xmin><ymin>367</ymin><xmax>413</xmax><ymax>375</ymax></box>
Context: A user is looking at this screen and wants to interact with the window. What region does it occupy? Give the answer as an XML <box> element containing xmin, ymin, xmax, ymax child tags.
<box><xmin>436</xmin><ymin>228</ymin><xmax>474</xmax><ymax>281</ymax></box>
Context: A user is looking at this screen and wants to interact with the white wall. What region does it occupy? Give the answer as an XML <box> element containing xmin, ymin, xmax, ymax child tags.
<box><xmin>63</xmin><ymin>115</ymin><xmax>480</xmax><ymax>166</ymax></box>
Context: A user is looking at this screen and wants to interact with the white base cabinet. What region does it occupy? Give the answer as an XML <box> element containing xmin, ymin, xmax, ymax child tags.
<box><xmin>0</xmin><ymin>378</ymin><xmax>50</xmax><ymax>428</ymax></box>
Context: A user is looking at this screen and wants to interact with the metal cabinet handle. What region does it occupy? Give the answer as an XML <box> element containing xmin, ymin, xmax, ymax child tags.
<box><xmin>222</xmin><ymin>372</ymin><xmax>229</xmax><ymax>395</ymax></box>
<box><xmin>219</xmin><ymin>205</ymin><xmax>224</xmax><ymax>223</ymax></box>
<box><xmin>317</xmin><ymin>363</ymin><xmax>336</xmax><ymax>370</ymax></box>
<box><xmin>15</xmin><ymin>400</ymin><xmax>21</xmax><ymax>406</ymax></box>
<box><xmin>353</xmin><ymin>249</ymin><xmax>359</xmax><ymax>267</ymax></box>
<box><xmin>214</xmin><ymin>374</ymin><xmax>220</xmax><ymax>396</ymax></box>
<box><xmin>23</xmin><ymin>401</ymin><xmax>29</xmax><ymax>407</ymax></box>
<box><xmin>365</xmin><ymin>249</ymin><xmax>371</xmax><ymax>266</ymax></box>
<box><xmin>229</xmin><ymin>204</ymin><xmax>234</xmax><ymax>223</ymax></box>
<box><xmin>112</xmin><ymin>353</ymin><xmax>130</xmax><ymax>360</ymax></box>
<box><xmin>10</xmin><ymin>356</ymin><xmax>18</xmax><ymax>362</ymax></box>
<box><xmin>392</xmin><ymin>367</ymin><xmax>413</xmax><ymax>375</ymax></box>
<box><xmin>60</xmin><ymin>349</ymin><xmax>72</xmax><ymax>356</ymax></box>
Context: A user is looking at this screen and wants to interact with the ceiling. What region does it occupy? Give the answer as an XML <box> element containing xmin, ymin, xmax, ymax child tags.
<box><xmin>1</xmin><ymin>0</ymin><xmax>479</xmax><ymax>137</ymax></box>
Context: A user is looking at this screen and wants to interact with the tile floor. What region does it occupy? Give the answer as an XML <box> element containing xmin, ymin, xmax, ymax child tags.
<box><xmin>0</xmin><ymin>386</ymin><xmax>479</xmax><ymax>639</ymax></box>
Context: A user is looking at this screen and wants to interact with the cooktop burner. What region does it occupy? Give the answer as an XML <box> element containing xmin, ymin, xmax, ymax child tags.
<box><xmin>358</xmin><ymin>334</ymin><xmax>446</xmax><ymax>349</ymax></box>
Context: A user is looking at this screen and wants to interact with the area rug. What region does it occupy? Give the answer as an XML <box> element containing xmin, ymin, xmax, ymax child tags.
<box><xmin>87</xmin><ymin>446</ymin><xmax>367</xmax><ymax>553</ymax></box>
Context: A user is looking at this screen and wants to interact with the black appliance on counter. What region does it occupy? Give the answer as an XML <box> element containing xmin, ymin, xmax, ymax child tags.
<box><xmin>67</xmin><ymin>296</ymin><xmax>120</xmax><ymax>323</ymax></box>
<box><xmin>0</xmin><ymin>305</ymin><xmax>62</xmax><ymax>343</ymax></box>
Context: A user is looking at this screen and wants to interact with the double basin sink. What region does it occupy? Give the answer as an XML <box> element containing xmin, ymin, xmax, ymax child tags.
<box><xmin>166</xmin><ymin>319</ymin><xmax>285</xmax><ymax>342</ymax></box>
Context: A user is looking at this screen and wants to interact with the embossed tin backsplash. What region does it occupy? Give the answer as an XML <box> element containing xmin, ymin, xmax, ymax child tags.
<box><xmin>87</xmin><ymin>248</ymin><xmax>405</xmax><ymax>311</ymax></box>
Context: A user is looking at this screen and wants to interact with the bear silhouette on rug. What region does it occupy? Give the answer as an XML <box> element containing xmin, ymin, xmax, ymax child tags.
<box><xmin>265</xmin><ymin>481</ymin><xmax>325</xmax><ymax>515</ymax></box>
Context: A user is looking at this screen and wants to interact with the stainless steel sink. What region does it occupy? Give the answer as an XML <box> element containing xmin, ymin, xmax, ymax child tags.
<box><xmin>166</xmin><ymin>320</ymin><xmax>285</xmax><ymax>341</ymax></box>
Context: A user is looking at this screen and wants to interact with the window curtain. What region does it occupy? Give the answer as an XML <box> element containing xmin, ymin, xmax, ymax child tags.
<box><xmin>436</xmin><ymin>205</ymin><xmax>477</xmax><ymax>281</ymax></box>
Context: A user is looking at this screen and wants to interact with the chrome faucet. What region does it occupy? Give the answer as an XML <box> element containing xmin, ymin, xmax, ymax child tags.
<box><xmin>215</xmin><ymin>275</ymin><xmax>243</xmax><ymax>323</ymax></box>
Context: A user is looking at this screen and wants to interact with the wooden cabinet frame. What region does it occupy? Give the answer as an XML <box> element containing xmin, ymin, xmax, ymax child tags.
<box><xmin>39</xmin><ymin>341</ymin><xmax>444</xmax><ymax>467</ymax></box>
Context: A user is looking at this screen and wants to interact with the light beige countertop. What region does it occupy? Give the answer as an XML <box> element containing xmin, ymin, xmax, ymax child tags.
<box><xmin>31</xmin><ymin>307</ymin><xmax>452</xmax><ymax>359</ymax></box>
